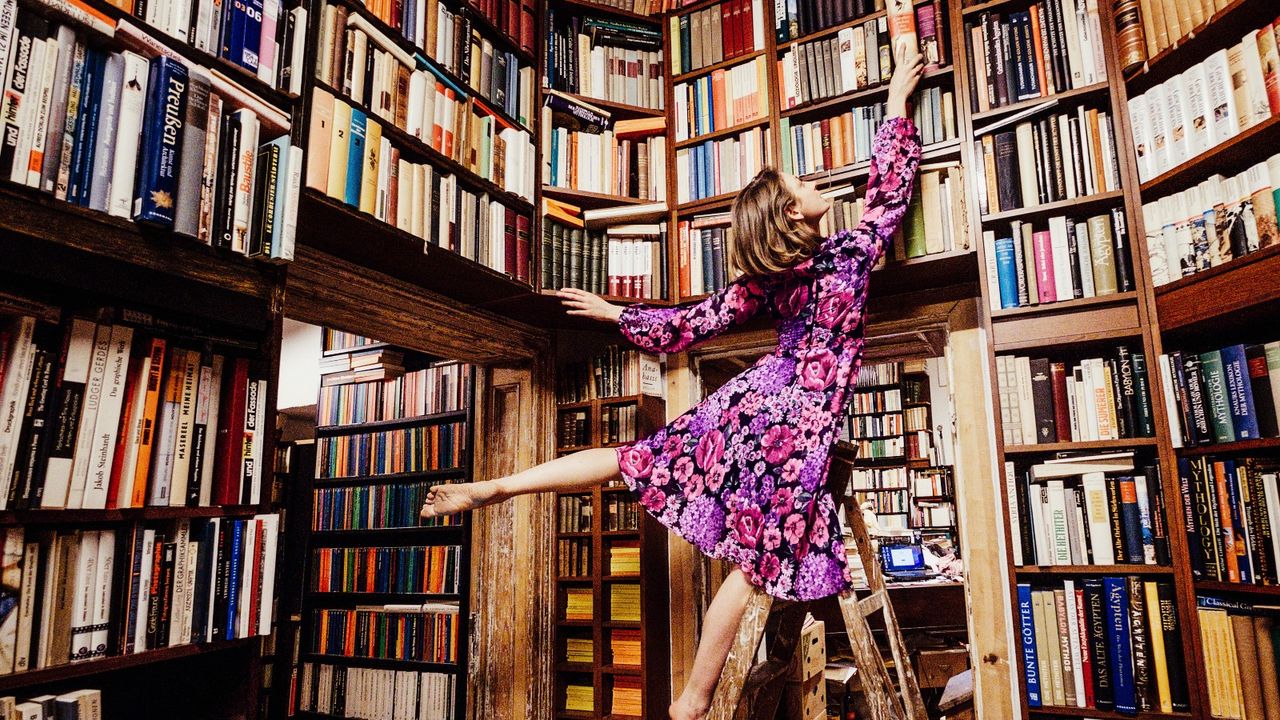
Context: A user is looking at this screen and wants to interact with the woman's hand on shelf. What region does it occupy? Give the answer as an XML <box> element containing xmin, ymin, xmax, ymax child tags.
<box><xmin>557</xmin><ymin>288</ymin><xmax>624</xmax><ymax>323</ymax></box>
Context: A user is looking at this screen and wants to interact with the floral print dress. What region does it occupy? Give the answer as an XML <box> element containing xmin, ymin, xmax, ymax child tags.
<box><xmin>613</xmin><ymin>117</ymin><xmax>922</xmax><ymax>601</ymax></box>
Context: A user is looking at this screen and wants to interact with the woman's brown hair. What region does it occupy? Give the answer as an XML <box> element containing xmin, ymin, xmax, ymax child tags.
<box><xmin>728</xmin><ymin>167</ymin><xmax>823</xmax><ymax>277</ymax></box>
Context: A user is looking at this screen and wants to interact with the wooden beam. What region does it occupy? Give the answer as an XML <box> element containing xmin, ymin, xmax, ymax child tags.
<box><xmin>285</xmin><ymin>245</ymin><xmax>550</xmax><ymax>364</ymax></box>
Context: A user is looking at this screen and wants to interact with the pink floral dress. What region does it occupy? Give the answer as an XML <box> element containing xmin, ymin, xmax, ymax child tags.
<box><xmin>612</xmin><ymin>117</ymin><xmax>922</xmax><ymax>601</ymax></box>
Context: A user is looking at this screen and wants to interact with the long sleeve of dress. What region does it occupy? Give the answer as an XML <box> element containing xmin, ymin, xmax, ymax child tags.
<box><xmin>816</xmin><ymin>116</ymin><xmax>922</xmax><ymax>272</ymax></box>
<box><xmin>617</xmin><ymin>274</ymin><xmax>776</xmax><ymax>354</ymax></box>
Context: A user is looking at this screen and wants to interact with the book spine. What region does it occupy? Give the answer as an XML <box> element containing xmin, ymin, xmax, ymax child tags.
<box><xmin>132</xmin><ymin>56</ymin><xmax>190</xmax><ymax>227</ymax></box>
<box><xmin>1105</xmin><ymin>577</ymin><xmax>1136</xmax><ymax>713</ymax></box>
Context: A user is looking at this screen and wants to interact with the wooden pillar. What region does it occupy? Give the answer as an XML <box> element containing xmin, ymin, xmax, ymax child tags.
<box><xmin>664</xmin><ymin>350</ymin><xmax>700</xmax><ymax>698</ymax></box>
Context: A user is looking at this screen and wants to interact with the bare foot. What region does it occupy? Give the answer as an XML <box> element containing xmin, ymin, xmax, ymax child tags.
<box><xmin>420</xmin><ymin>480</ymin><xmax>501</xmax><ymax>518</ymax></box>
<box><xmin>669</xmin><ymin>695</ymin><xmax>709</xmax><ymax>720</ymax></box>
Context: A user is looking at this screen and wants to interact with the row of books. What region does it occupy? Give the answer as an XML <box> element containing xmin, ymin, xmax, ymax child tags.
<box><xmin>543</xmin><ymin>10</ymin><xmax>663</xmax><ymax>111</ymax></box>
<box><xmin>820</xmin><ymin>163</ymin><xmax>970</xmax><ymax>262</ymax></box>
<box><xmin>1143</xmin><ymin>156</ymin><xmax>1280</xmax><ymax>287</ymax></box>
<box><xmin>1016</xmin><ymin>578</ymin><xmax>1189</xmax><ymax>713</ymax></box>
<box><xmin>604</xmin><ymin>494</ymin><xmax>641</xmax><ymax>531</ymax></box>
<box><xmin>311</xmin><ymin>604</ymin><xmax>459</xmax><ymax>663</ymax></box>
<box><xmin>861</xmin><ymin>489</ymin><xmax>911</xmax><ymax>514</ymax></box>
<box><xmin>850</xmin><ymin>387</ymin><xmax>902</xmax><ymax>415</ymax></box>
<box><xmin>542</xmin><ymin>121</ymin><xmax>667</xmax><ymax>200</ymax></box>
<box><xmin>856</xmin><ymin>360</ymin><xmax>900</xmax><ymax>387</ymax></box>
<box><xmin>541</xmin><ymin>216</ymin><xmax>669</xmax><ymax>300</ymax></box>
<box><xmin>997</xmin><ymin>349</ymin><xmax>1156</xmax><ymax>446</ymax></box>
<box><xmin>315</xmin><ymin>422</ymin><xmax>466</xmax><ymax>479</ymax></box>
<box><xmin>913</xmin><ymin>502</ymin><xmax>954</xmax><ymax>527</ymax></box>
<box><xmin>317</xmin><ymin>0</ymin><xmax>533</xmax><ymax>126</ymax></box>
<box><xmin>340</xmin><ymin>0</ymin><xmax>536</xmax><ymax>59</ymax></box>
<box><xmin>556</xmin><ymin>494</ymin><xmax>593</xmax><ymax>533</ymax></box>
<box><xmin>310</xmin><ymin>544</ymin><xmax>462</xmax><ymax>594</ymax></box>
<box><xmin>965</xmin><ymin>0</ymin><xmax>1108</xmax><ymax>113</ymax></box>
<box><xmin>674</xmin><ymin>217</ymin><xmax>731</xmax><ymax>297</ymax></box>
<box><xmin>557</xmin><ymin>409</ymin><xmax>590</xmax><ymax>448</ymax></box>
<box><xmin>672</xmin><ymin>55</ymin><xmax>768</xmax><ymax>141</ymax></box>
<box><xmin>985</xmin><ymin>209</ymin><xmax>1135</xmax><ymax>311</ymax></box>
<box><xmin>1196</xmin><ymin>595</ymin><xmax>1280</xmax><ymax>719</ymax></box>
<box><xmin>773</xmin><ymin>0</ymin><xmax>886</xmax><ymax>43</ymax></box>
<box><xmin>316</xmin><ymin>362</ymin><xmax>472</xmax><ymax>427</ymax></box>
<box><xmin>0</xmin><ymin>13</ymin><xmax>301</xmax><ymax>256</ymax></box>
<box><xmin>297</xmin><ymin>661</ymin><xmax>457</xmax><ymax>720</ymax></box>
<box><xmin>99</xmin><ymin>0</ymin><xmax>307</xmax><ymax>94</ymax></box>
<box><xmin>1005</xmin><ymin>456</ymin><xmax>1168</xmax><ymax>567</ymax></box>
<box><xmin>557</xmin><ymin>538</ymin><xmax>590</xmax><ymax>577</ymax></box>
<box><xmin>555</xmin><ymin>344</ymin><xmax>660</xmax><ymax>404</ymax></box>
<box><xmin>1124</xmin><ymin>0</ymin><xmax>1232</xmax><ymax>61</ymax></box>
<box><xmin>323</xmin><ymin>330</ymin><xmax>384</xmax><ymax>354</ymax></box>
<box><xmin>1128</xmin><ymin>27</ymin><xmax>1280</xmax><ymax>184</ymax></box>
<box><xmin>1179</xmin><ymin>456</ymin><xmax>1280</xmax><ymax>585</ymax></box>
<box><xmin>781</xmin><ymin>89</ymin><xmax>956</xmax><ymax>177</ymax></box>
<box><xmin>307</xmin><ymin>91</ymin><xmax>534</xmax><ymax>284</ymax></box>
<box><xmin>848</xmin><ymin>412</ymin><xmax>903</xmax><ymax>438</ymax></box>
<box><xmin>0</xmin><ymin>314</ymin><xmax>270</xmax><ymax>511</ymax></box>
<box><xmin>600</xmin><ymin>404</ymin><xmax>639</xmax><ymax>445</ymax></box>
<box><xmin>312</xmin><ymin>480</ymin><xmax>465</xmax><ymax>532</ymax></box>
<box><xmin>674</xmin><ymin>125</ymin><xmax>767</xmax><ymax>203</ymax></box>
<box><xmin>975</xmin><ymin>106</ymin><xmax>1121</xmax><ymax>215</ymax></box>
<box><xmin>668</xmin><ymin>0</ymin><xmax>765</xmax><ymax>76</ymax></box>
<box><xmin>0</xmin><ymin>516</ymin><xmax>278</xmax><ymax>677</ymax></box>
<box><xmin>850</xmin><ymin>466</ymin><xmax>910</xmax><ymax>490</ymax></box>
<box><xmin>318</xmin><ymin>346</ymin><xmax>406</xmax><ymax>386</ymax></box>
<box><xmin>844</xmin><ymin>437</ymin><xmax>904</xmax><ymax>460</ymax></box>
<box><xmin>0</xmin><ymin>688</ymin><xmax>101</xmax><ymax>720</ymax></box>
<box><xmin>308</xmin><ymin>76</ymin><xmax>536</xmax><ymax>203</ymax></box>
<box><xmin>1158</xmin><ymin>343</ymin><xmax>1280</xmax><ymax>448</ymax></box>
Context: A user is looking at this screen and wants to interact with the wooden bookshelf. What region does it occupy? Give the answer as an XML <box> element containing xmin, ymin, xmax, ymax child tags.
<box><xmin>293</xmin><ymin>351</ymin><xmax>476</xmax><ymax>720</ymax></box>
<box><xmin>553</xmin><ymin>393</ymin><xmax>669</xmax><ymax>719</ymax></box>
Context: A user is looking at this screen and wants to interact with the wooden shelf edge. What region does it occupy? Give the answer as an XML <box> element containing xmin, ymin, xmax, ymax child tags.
<box><xmin>1194</xmin><ymin>580</ymin><xmax>1280</xmax><ymax>596</ymax></box>
<box><xmin>1139</xmin><ymin>115</ymin><xmax>1280</xmax><ymax>197</ymax></box>
<box><xmin>1014</xmin><ymin>565</ymin><xmax>1175</xmax><ymax>575</ymax></box>
<box><xmin>673</xmin><ymin>116</ymin><xmax>770</xmax><ymax>149</ymax></box>
<box><xmin>671</xmin><ymin>50</ymin><xmax>767</xmax><ymax>85</ymax></box>
<box><xmin>980</xmin><ymin>190</ymin><xmax>1126</xmax><ymax>224</ymax></box>
<box><xmin>1002</xmin><ymin>438</ymin><xmax>1158</xmax><ymax>454</ymax></box>
<box><xmin>0</xmin><ymin>639</ymin><xmax>255</xmax><ymax>692</ymax></box>
<box><xmin>990</xmin><ymin>291</ymin><xmax>1140</xmax><ymax>320</ymax></box>
<box><xmin>970</xmin><ymin>82</ymin><xmax>1111</xmax><ymax>125</ymax></box>
<box><xmin>315</xmin><ymin>409</ymin><xmax>469</xmax><ymax>436</ymax></box>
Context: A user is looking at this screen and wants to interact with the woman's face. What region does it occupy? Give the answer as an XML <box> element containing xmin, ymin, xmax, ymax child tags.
<box><xmin>783</xmin><ymin>173</ymin><xmax>830</xmax><ymax>226</ymax></box>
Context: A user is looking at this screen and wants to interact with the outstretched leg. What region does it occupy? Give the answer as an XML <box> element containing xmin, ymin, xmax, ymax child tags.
<box><xmin>420</xmin><ymin>446</ymin><xmax>621</xmax><ymax>518</ymax></box>
<box><xmin>670</xmin><ymin>569</ymin><xmax>756</xmax><ymax>720</ymax></box>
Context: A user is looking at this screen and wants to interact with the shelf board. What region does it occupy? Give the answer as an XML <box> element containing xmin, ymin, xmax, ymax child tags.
<box><xmin>304</xmin><ymin>591</ymin><xmax>461</xmax><ymax>605</ymax></box>
<box><xmin>1176</xmin><ymin>437</ymin><xmax>1280</xmax><ymax>456</ymax></box>
<box><xmin>1015</xmin><ymin>565</ymin><xmax>1174</xmax><ymax>576</ymax></box>
<box><xmin>556</xmin><ymin>576</ymin><xmax>594</xmax><ymax>583</ymax></box>
<box><xmin>970</xmin><ymin>82</ymin><xmax>1110</xmax><ymax>125</ymax></box>
<box><xmin>556</xmin><ymin>531</ymin><xmax>593</xmax><ymax>538</ymax></box>
<box><xmin>780</xmin><ymin>67</ymin><xmax>954</xmax><ymax>120</ymax></box>
<box><xmin>1194</xmin><ymin>580</ymin><xmax>1280</xmax><ymax>597</ymax></box>
<box><xmin>602</xmin><ymin>529</ymin><xmax>641</xmax><ymax>537</ymax></box>
<box><xmin>1123</xmin><ymin>0</ymin><xmax>1280</xmax><ymax>93</ymax></box>
<box><xmin>541</xmin><ymin>186</ymin><xmax>654</xmax><ymax>209</ymax></box>
<box><xmin>553</xmin><ymin>0</ymin><xmax>662</xmax><ymax>23</ymax></box>
<box><xmin>961</xmin><ymin>0</ymin><xmax>1018</xmax><ymax>16</ymax></box>
<box><xmin>311</xmin><ymin>466</ymin><xmax>469</xmax><ymax>487</ymax></box>
<box><xmin>803</xmin><ymin>139</ymin><xmax>963</xmax><ymax>187</ymax></box>
<box><xmin>301</xmin><ymin>654</ymin><xmax>460</xmax><ymax>673</ymax></box>
<box><xmin>0</xmin><ymin>504</ymin><xmax>267</xmax><ymax>527</ymax></box>
<box><xmin>1152</xmin><ymin>244</ymin><xmax>1280</xmax><ymax>337</ymax></box>
<box><xmin>992</xmin><ymin>325</ymin><xmax>1144</xmax><ymax>352</ymax></box>
<box><xmin>1140</xmin><ymin>115</ymin><xmax>1280</xmax><ymax>197</ymax></box>
<box><xmin>673</xmin><ymin>116</ymin><xmax>770</xmax><ymax>149</ymax></box>
<box><xmin>1003</xmin><ymin>438</ymin><xmax>1158</xmax><ymax>454</ymax></box>
<box><xmin>315</xmin><ymin>409</ymin><xmax>469</xmax><ymax>436</ymax></box>
<box><xmin>980</xmin><ymin>190</ymin><xmax>1125</xmax><ymax>225</ymax></box>
<box><xmin>1028</xmin><ymin>706</ymin><xmax>1191</xmax><ymax>719</ymax></box>
<box><xmin>0</xmin><ymin>639</ymin><xmax>254</xmax><ymax>692</ymax></box>
<box><xmin>601</xmin><ymin>664</ymin><xmax>642</xmax><ymax>676</ymax></box>
<box><xmin>309</xmin><ymin>526</ymin><xmax>467</xmax><ymax>546</ymax></box>
<box><xmin>541</xmin><ymin>89</ymin><xmax>666</xmax><ymax>119</ymax></box>
<box><xmin>671</xmin><ymin>50</ymin><xmax>767</xmax><ymax>85</ymax></box>
<box><xmin>555</xmin><ymin>661</ymin><xmax>596</xmax><ymax>673</ymax></box>
<box><xmin>675</xmin><ymin>191</ymin><xmax>738</xmax><ymax>214</ymax></box>
<box><xmin>990</xmin><ymin>291</ymin><xmax>1139</xmax><ymax>320</ymax></box>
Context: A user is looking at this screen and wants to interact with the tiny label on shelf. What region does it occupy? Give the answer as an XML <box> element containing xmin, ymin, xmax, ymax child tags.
<box><xmin>640</xmin><ymin>354</ymin><xmax>663</xmax><ymax>398</ymax></box>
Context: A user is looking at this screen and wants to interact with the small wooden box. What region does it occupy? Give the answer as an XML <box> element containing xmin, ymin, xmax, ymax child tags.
<box><xmin>788</xmin><ymin>619</ymin><xmax>826</xmax><ymax>681</ymax></box>
<box><xmin>916</xmin><ymin>648</ymin><xmax>970</xmax><ymax>689</ymax></box>
<box><xmin>784</xmin><ymin>674</ymin><xmax>827</xmax><ymax>720</ymax></box>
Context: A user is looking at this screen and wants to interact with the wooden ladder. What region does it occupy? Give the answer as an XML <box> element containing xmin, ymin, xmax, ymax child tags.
<box><xmin>705</xmin><ymin>449</ymin><xmax>929</xmax><ymax>720</ymax></box>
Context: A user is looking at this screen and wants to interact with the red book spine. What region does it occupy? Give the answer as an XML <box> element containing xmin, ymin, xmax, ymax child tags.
<box><xmin>515</xmin><ymin>213</ymin><xmax>531</xmax><ymax>283</ymax></box>
<box><xmin>504</xmin><ymin>207</ymin><xmax>518</xmax><ymax>277</ymax></box>
<box><xmin>106</xmin><ymin>348</ymin><xmax>146</xmax><ymax>509</ymax></box>
<box><xmin>212</xmin><ymin>359</ymin><xmax>249</xmax><ymax>506</ymax></box>
<box><xmin>1075</xmin><ymin>587</ymin><xmax>1094</xmax><ymax>707</ymax></box>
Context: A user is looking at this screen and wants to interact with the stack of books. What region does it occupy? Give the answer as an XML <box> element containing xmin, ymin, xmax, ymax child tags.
<box><xmin>564</xmin><ymin>684</ymin><xmax>593</xmax><ymax>712</ymax></box>
<box><xmin>565</xmin><ymin>587</ymin><xmax>594</xmax><ymax>621</ymax></box>
<box><xmin>609</xmin><ymin>542</ymin><xmax>641</xmax><ymax>575</ymax></box>
<box><xmin>610</xmin><ymin>628</ymin><xmax>642</xmax><ymax>665</ymax></box>
<box><xmin>565</xmin><ymin>638</ymin><xmax>594</xmax><ymax>663</ymax></box>
<box><xmin>609</xmin><ymin>583</ymin><xmax>641</xmax><ymax>622</ymax></box>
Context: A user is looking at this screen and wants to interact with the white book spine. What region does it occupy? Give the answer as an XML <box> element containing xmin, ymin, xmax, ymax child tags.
<box><xmin>1081</xmin><ymin>472</ymin><xmax>1114</xmax><ymax>564</ymax></box>
<box><xmin>168</xmin><ymin>348</ymin><xmax>199</xmax><ymax>506</ymax></box>
<box><xmin>81</xmin><ymin>325</ymin><xmax>133</xmax><ymax>510</ymax></box>
<box><xmin>257</xmin><ymin>514</ymin><xmax>279</xmax><ymax>636</ymax></box>
<box><xmin>27</xmin><ymin>38</ymin><xmax>59</xmax><ymax>188</ymax></box>
<box><xmin>166</xmin><ymin>520</ymin><xmax>190</xmax><ymax>647</ymax></box>
<box><xmin>68</xmin><ymin>530</ymin><xmax>99</xmax><ymax>662</ymax></box>
<box><xmin>231</xmin><ymin>109</ymin><xmax>261</xmax><ymax>254</ymax></box>
<box><xmin>1006</xmin><ymin>461</ymin><xmax>1024</xmax><ymax>566</ymax></box>
<box><xmin>108</xmin><ymin>51</ymin><xmax>149</xmax><ymax>219</ymax></box>
<box><xmin>1047</xmin><ymin>480</ymin><xmax>1070</xmax><ymax>564</ymax></box>
<box><xmin>9</xmin><ymin>37</ymin><xmax>46</xmax><ymax>185</ymax></box>
<box><xmin>66</xmin><ymin>323</ymin><xmax>110</xmax><ymax>509</ymax></box>
<box><xmin>88</xmin><ymin>529</ymin><xmax>113</xmax><ymax>659</ymax></box>
<box><xmin>13</xmin><ymin>541</ymin><xmax>37</xmax><ymax>673</ymax></box>
<box><xmin>1048</xmin><ymin>216</ymin><xmax>1074</xmax><ymax>305</ymax></box>
<box><xmin>1203</xmin><ymin>49</ymin><xmax>1237</xmax><ymax>145</ymax></box>
<box><xmin>237</xmin><ymin>520</ymin><xmax>256</xmax><ymax>639</ymax></box>
<box><xmin>0</xmin><ymin>317</ymin><xmax>36</xmax><ymax>508</ymax></box>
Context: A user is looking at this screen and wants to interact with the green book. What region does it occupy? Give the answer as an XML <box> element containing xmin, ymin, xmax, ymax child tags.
<box><xmin>1199</xmin><ymin>350</ymin><xmax>1237</xmax><ymax>444</ymax></box>
<box><xmin>903</xmin><ymin>189</ymin><xmax>927</xmax><ymax>258</ymax></box>
<box><xmin>780</xmin><ymin>118</ymin><xmax>793</xmax><ymax>175</ymax></box>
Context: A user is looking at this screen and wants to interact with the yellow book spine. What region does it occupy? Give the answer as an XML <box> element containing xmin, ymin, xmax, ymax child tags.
<box><xmin>1143</xmin><ymin>582</ymin><xmax>1173</xmax><ymax>712</ymax></box>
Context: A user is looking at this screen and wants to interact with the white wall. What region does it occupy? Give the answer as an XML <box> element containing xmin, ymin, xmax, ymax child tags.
<box><xmin>278</xmin><ymin>318</ymin><xmax>323</xmax><ymax>410</ymax></box>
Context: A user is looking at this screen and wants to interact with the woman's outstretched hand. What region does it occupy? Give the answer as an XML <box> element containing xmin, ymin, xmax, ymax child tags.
<box><xmin>557</xmin><ymin>288</ymin><xmax>624</xmax><ymax>323</ymax></box>
<box><xmin>886</xmin><ymin>45</ymin><xmax>925</xmax><ymax>120</ymax></box>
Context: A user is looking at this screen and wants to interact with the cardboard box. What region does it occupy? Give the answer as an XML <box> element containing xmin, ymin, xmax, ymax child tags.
<box><xmin>785</xmin><ymin>674</ymin><xmax>827</xmax><ymax>720</ymax></box>
<box><xmin>916</xmin><ymin>647</ymin><xmax>970</xmax><ymax>689</ymax></box>
<box><xmin>788</xmin><ymin>619</ymin><xmax>826</xmax><ymax>681</ymax></box>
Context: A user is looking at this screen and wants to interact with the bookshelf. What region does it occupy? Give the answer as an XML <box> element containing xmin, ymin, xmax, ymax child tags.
<box><xmin>553</xmin><ymin>348</ymin><xmax>669</xmax><ymax>720</ymax></box>
<box><xmin>294</xmin><ymin>339</ymin><xmax>476</xmax><ymax>720</ymax></box>
<box><xmin>0</xmin><ymin>0</ymin><xmax>300</xmax><ymax>710</ymax></box>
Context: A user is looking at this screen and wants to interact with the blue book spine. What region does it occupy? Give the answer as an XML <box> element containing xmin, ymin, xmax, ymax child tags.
<box><xmin>237</xmin><ymin>0</ymin><xmax>263</xmax><ymax>72</ymax></box>
<box><xmin>89</xmin><ymin>53</ymin><xmax>125</xmax><ymax>212</ymax></box>
<box><xmin>1223</xmin><ymin>458</ymin><xmax>1251</xmax><ymax>584</ymax></box>
<box><xmin>220</xmin><ymin>0</ymin><xmax>243</xmax><ymax>65</ymax></box>
<box><xmin>132</xmin><ymin>56</ymin><xmax>190</xmax><ymax>227</ymax></box>
<box><xmin>1119</xmin><ymin>477</ymin><xmax>1145</xmax><ymax>563</ymax></box>
<box><xmin>549</xmin><ymin>130</ymin><xmax>558</xmax><ymax>186</ymax></box>
<box><xmin>1104</xmin><ymin>576</ymin><xmax>1136</xmax><ymax>713</ymax></box>
<box><xmin>995</xmin><ymin>236</ymin><xmax>1020</xmax><ymax>308</ymax></box>
<box><xmin>701</xmin><ymin>230</ymin><xmax>713</xmax><ymax>291</ymax></box>
<box><xmin>68</xmin><ymin>47</ymin><xmax>102</xmax><ymax>206</ymax></box>
<box><xmin>1220</xmin><ymin>344</ymin><xmax>1260</xmax><ymax>440</ymax></box>
<box><xmin>76</xmin><ymin>49</ymin><xmax>109</xmax><ymax>207</ymax></box>
<box><xmin>344</xmin><ymin>108</ymin><xmax>366</xmax><ymax>207</ymax></box>
<box><xmin>1017</xmin><ymin>583</ymin><xmax>1041</xmax><ymax>706</ymax></box>
<box><xmin>227</xmin><ymin>519</ymin><xmax>244</xmax><ymax>639</ymax></box>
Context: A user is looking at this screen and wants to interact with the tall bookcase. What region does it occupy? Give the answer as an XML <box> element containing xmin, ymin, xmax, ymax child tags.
<box><xmin>0</xmin><ymin>0</ymin><xmax>298</xmax><ymax>709</ymax></box>
<box><xmin>293</xmin><ymin>340</ymin><xmax>476</xmax><ymax>720</ymax></box>
<box><xmin>553</xmin><ymin>357</ymin><xmax>670</xmax><ymax>720</ymax></box>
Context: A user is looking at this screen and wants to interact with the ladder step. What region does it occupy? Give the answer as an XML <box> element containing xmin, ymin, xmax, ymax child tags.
<box><xmin>859</xmin><ymin>591</ymin><xmax>886</xmax><ymax>617</ymax></box>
